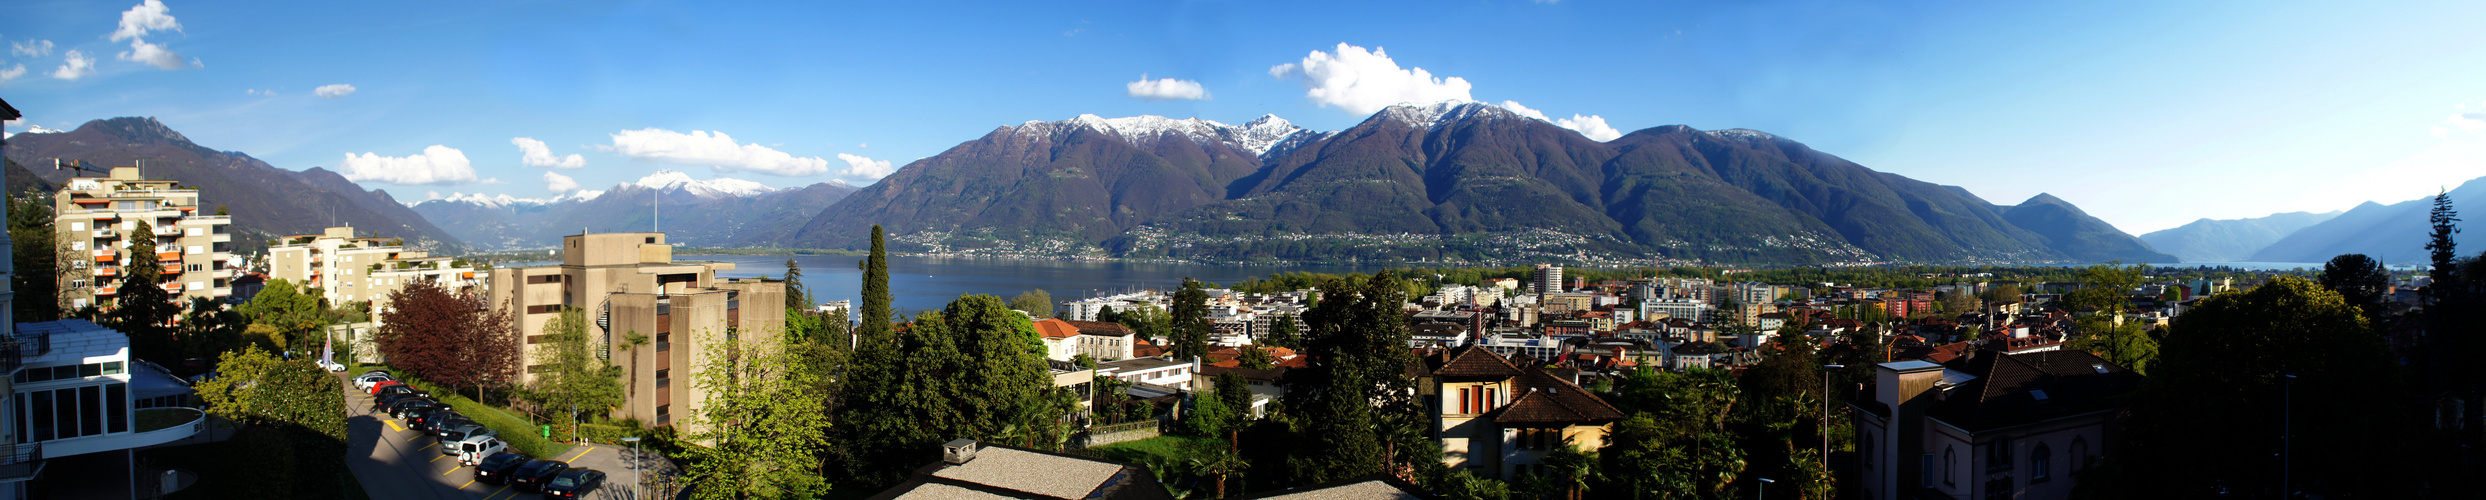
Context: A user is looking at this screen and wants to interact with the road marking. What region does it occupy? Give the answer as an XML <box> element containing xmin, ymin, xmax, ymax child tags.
<box><xmin>561</xmin><ymin>445</ymin><xmax>595</xmax><ymax>463</ymax></box>
<box><xmin>420</xmin><ymin>441</ymin><xmax>436</xmax><ymax>451</ymax></box>
<box><xmin>460</xmin><ymin>479</ymin><xmax>476</xmax><ymax>489</ymax></box>
<box><xmin>430</xmin><ymin>453</ymin><xmax>449</xmax><ymax>463</ymax></box>
<box><xmin>481</xmin><ymin>486</ymin><xmax>510</xmax><ymax>500</ymax></box>
<box><xmin>407</xmin><ymin>433</ymin><xmax>424</xmax><ymax>442</ymax></box>
<box><xmin>442</xmin><ymin>465</ymin><xmax>463</xmax><ymax>476</ymax></box>
<box><xmin>386</xmin><ymin>420</ymin><xmax>405</xmax><ymax>432</ymax></box>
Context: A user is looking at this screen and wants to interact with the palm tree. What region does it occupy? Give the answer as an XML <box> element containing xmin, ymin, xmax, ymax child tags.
<box><xmin>1189</xmin><ymin>449</ymin><xmax>1250</xmax><ymax>499</ymax></box>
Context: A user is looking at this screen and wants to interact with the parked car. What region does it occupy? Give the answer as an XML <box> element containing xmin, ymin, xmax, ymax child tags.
<box><xmin>439</xmin><ymin>424</ymin><xmax>496</xmax><ymax>451</ymax></box>
<box><xmin>433</xmin><ymin>417</ymin><xmax>480</xmax><ymax>440</ymax></box>
<box><xmin>353</xmin><ymin>374</ymin><xmax>393</xmax><ymax>391</ymax></box>
<box><xmin>366</xmin><ymin>380</ymin><xmax>406</xmax><ymax>395</ymax></box>
<box><xmin>378</xmin><ymin>397</ymin><xmax>429</xmax><ymax>415</ymax></box>
<box><xmin>409</xmin><ymin>408</ymin><xmax>459</xmax><ymax>432</ymax></box>
<box><xmin>471</xmin><ymin>452</ymin><xmax>530</xmax><ymax>484</ymax></box>
<box><xmin>540</xmin><ymin>468</ymin><xmax>606</xmax><ymax>500</ymax></box>
<box><xmin>316</xmin><ymin>359</ymin><xmax>346</xmax><ymax>372</ymax></box>
<box><xmin>509</xmin><ymin>459</ymin><xmax>568</xmax><ymax>493</ymax></box>
<box><xmin>372</xmin><ymin>393</ymin><xmax>426</xmax><ymax>413</ymax></box>
<box><xmin>389</xmin><ymin>400</ymin><xmax>442</xmax><ymax>420</ymax></box>
<box><xmin>456</xmin><ymin>436</ymin><xmax>509</xmax><ymax>466</ymax></box>
<box><xmin>375</xmin><ymin>385</ymin><xmax>430</xmax><ymax>400</ymax></box>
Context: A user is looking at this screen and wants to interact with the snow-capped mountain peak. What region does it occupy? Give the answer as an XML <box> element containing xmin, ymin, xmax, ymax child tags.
<box><xmin>1</xmin><ymin>124</ymin><xmax>62</xmax><ymax>139</ymax></box>
<box><xmin>1015</xmin><ymin>113</ymin><xmax>1326</xmax><ymax>160</ymax></box>
<box><xmin>1376</xmin><ymin>100</ymin><xmax>1509</xmax><ymax>129</ymax></box>
<box><xmin>627</xmin><ymin>170</ymin><xmax>777</xmax><ymax>198</ymax></box>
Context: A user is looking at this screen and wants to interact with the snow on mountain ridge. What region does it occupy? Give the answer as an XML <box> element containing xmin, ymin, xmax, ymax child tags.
<box><xmin>1015</xmin><ymin>113</ymin><xmax>1324</xmax><ymax>159</ymax></box>
<box><xmin>626</xmin><ymin>170</ymin><xmax>777</xmax><ymax>198</ymax></box>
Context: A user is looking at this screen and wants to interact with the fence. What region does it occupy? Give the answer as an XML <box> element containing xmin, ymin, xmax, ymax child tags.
<box><xmin>1077</xmin><ymin>418</ymin><xmax>1163</xmax><ymax>448</ymax></box>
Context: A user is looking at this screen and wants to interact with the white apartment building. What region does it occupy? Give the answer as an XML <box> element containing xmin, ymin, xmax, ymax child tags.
<box><xmin>51</xmin><ymin>165</ymin><xmax>237</xmax><ymax>309</ymax></box>
<box><xmin>267</xmin><ymin>227</ymin><xmax>477</xmax><ymax>309</ymax></box>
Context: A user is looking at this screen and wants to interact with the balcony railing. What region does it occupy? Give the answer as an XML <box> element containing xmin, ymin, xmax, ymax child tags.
<box><xmin>0</xmin><ymin>442</ymin><xmax>42</xmax><ymax>482</ymax></box>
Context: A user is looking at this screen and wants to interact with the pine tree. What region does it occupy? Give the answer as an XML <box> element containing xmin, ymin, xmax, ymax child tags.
<box><xmin>784</xmin><ymin>258</ymin><xmax>811</xmax><ymax>312</ymax></box>
<box><xmin>1264</xmin><ymin>314</ymin><xmax>1301</xmax><ymax>349</ymax></box>
<box><xmin>111</xmin><ymin>221</ymin><xmax>180</xmax><ymax>363</ymax></box>
<box><xmin>1172</xmin><ymin>278</ymin><xmax>1212</xmax><ymax>360</ymax></box>
<box><xmin>2427</xmin><ymin>189</ymin><xmax>2461</xmax><ymax>306</ymax></box>
<box><xmin>10</xmin><ymin>195</ymin><xmax>59</xmax><ymax>322</ymax></box>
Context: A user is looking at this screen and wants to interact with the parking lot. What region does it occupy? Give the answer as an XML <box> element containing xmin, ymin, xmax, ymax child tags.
<box><xmin>341</xmin><ymin>372</ymin><xmax>661</xmax><ymax>500</ymax></box>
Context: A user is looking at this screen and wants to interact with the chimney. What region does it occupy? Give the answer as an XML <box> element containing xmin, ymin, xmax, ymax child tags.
<box><xmin>942</xmin><ymin>439</ymin><xmax>979</xmax><ymax>465</ymax></box>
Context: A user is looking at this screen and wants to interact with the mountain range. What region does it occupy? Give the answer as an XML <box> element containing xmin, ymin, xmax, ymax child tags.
<box><xmin>2241</xmin><ymin>177</ymin><xmax>2486</xmax><ymax>265</ymax></box>
<box><xmin>408</xmin><ymin>171</ymin><xmax>857</xmax><ymax>250</ymax></box>
<box><xmin>786</xmin><ymin>101</ymin><xmax>2174</xmax><ymax>264</ymax></box>
<box><xmin>2137</xmin><ymin>211</ymin><xmax>2342</xmax><ymax>262</ymax></box>
<box><xmin>1</xmin><ymin>117</ymin><xmax>465</xmax><ymax>253</ymax></box>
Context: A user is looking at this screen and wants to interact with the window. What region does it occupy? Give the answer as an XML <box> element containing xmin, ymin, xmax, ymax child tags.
<box><xmin>1943</xmin><ymin>446</ymin><xmax>1956</xmax><ymax>485</ymax></box>
<box><xmin>1458</xmin><ymin>387</ymin><xmax>1473</xmax><ymax>414</ymax></box>
<box><xmin>70</xmin><ymin>222</ymin><xmax>84</xmax><ymax>232</ymax></box>
<box><xmin>2071</xmin><ymin>437</ymin><xmax>2089</xmax><ymax>473</ymax></box>
<box><xmin>645</xmin><ymin>237</ymin><xmax>656</xmax><ymax>244</ymax></box>
<box><xmin>106</xmin><ymin>383</ymin><xmax>128</xmax><ymax>433</ymax></box>
<box><xmin>1920</xmin><ymin>453</ymin><xmax>1936</xmax><ymax>487</ymax></box>
<box><xmin>526</xmin><ymin>275</ymin><xmax>564</xmax><ymax>284</ymax></box>
<box><xmin>2031</xmin><ymin>443</ymin><xmax>2052</xmax><ymax>482</ymax></box>
<box><xmin>1986</xmin><ymin>438</ymin><xmax>2014</xmax><ymax>473</ymax></box>
<box><xmin>525</xmin><ymin>304</ymin><xmax>562</xmax><ymax>314</ymax></box>
<box><xmin>656</xmin><ymin>369</ymin><xmax>671</xmax><ymax>388</ymax></box>
<box><xmin>72</xmin><ymin>242</ymin><xmax>86</xmax><ymax>251</ymax></box>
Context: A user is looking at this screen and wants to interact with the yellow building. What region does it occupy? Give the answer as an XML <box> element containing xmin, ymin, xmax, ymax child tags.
<box><xmin>267</xmin><ymin>226</ymin><xmax>477</xmax><ymax>310</ymax></box>
<box><xmin>1416</xmin><ymin>345</ymin><xmax>1624</xmax><ymax>479</ymax></box>
<box><xmin>51</xmin><ymin>165</ymin><xmax>236</xmax><ymax>309</ymax></box>
<box><xmin>484</xmin><ymin>232</ymin><xmax>784</xmax><ymax>427</ymax></box>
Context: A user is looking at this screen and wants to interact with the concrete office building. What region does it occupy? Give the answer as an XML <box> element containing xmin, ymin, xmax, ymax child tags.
<box><xmin>50</xmin><ymin>165</ymin><xmax>236</xmax><ymax>309</ymax></box>
<box><xmin>485</xmin><ymin>232</ymin><xmax>786</xmax><ymax>428</ymax></box>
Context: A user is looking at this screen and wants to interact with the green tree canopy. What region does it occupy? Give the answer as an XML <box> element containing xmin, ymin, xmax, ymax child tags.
<box><xmin>10</xmin><ymin>194</ymin><xmax>58</xmax><ymax>323</ymax></box>
<box><xmin>2318</xmin><ymin>253</ymin><xmax>2389</xmax><ymax>323</ymax></box>
<box><xmin>682</xmin><ymin>338</ymin><xmax>835</xmax><ymax>499</ymax></box>
<box><xmin>110</xmin><ymin>220</ymin><xmax>181</xmax><ymax>363</ymax></box>
<box><xmin>1009</xmin><ymin>289</ymin><xmax>1054</xmax><ymax>318</ymax></box>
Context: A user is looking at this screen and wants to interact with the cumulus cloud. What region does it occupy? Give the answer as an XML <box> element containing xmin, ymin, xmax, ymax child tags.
<box><xmin>338</xmin><ymin>145</ymin><xmax>480</xmax><ymax>185</ymax></box>
<box><xmin>11</xmin><ymin>40</ymin><xmax>53</xmax><ymax>58</ymax></box>
<box><xmin>512</xmin><ymin>137</ymin><xmax>586</xmax><ymax>168</ymax></box>
<box><xmin>51</xmin><ymin>50</ymin><xmax>93</xmax><ymax>80</ymax></box>
<box><xmin>2434</xmin><ymin>101</ymin><xmax>2486</xmax><ymax>138</ymax></box>
<box><xmin>315</xmin><ymin>84</ymin><xmax>357</xmax><ymax>98</ymax></box>
<box><xmin>1126</xmin><ymin>74</ymin><xmax>1209</xmax><ymax>101</ymax></box>
<box><xmin>603</xmin><ymin>128</ymin><xmax>830</xmax><ymax>176</ymax></box>
<box><xmin>1497</xmin><ymin>101</ymin><xmax>1623</xmax><ymax>141</ymax></box>
<box><xmin>1270</xmin><ymin>43</ymin><xmax>1474</xmax><ymax>115</ymax></box>
<box><xmin>0</xmin><ymin>65</ymin><xmax>23</xmax><ymax>84</ymax></box>
<box><xmin>118</xmin><ymin>38</ymin><xmax>183</xmax><ymax>70</ymax></box>
<box><xmin>112</xmin><ymin>0</ymin><xmax>182</xmax><ymax>41</ymax></box>
<box><xmin>835</xmin><ymin>153</ymin><xmax>895</xmax><ymax>181</ymax></box>
<box><xmin>542</xmin><ymin>171</ymin><xmax>580</xmax><ymax>192</ymax></box>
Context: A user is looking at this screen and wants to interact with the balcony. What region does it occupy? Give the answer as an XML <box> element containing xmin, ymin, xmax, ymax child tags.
<box><xmin>92</xmin><ymin>250</ymin><xmax>116</xmax><ymax>263</ymax></box>
<box><xmin>0</xmin><ymin>442</ymin><xmax>42</xmax><ymax>483</ymax></box>
<box><xmin>44</xmin><ymin>408</ymin><xmax>204</xmax><ymax>458</ymax></box>
<box><xmin>90</xmin><ymin>228</ymin><xmax>115</xmax><ymax>238</ymax></box>
<box><xmin>92</xmin><ymin>267</ymin><xmax>117</xmax><ymax>278</ymax></box>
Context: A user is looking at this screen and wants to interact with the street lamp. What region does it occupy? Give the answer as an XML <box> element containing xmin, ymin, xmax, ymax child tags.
<box><xmin>1823</xmin><ymin>364</ymin><xmax>1846</xmax><ymax>461</ymax></box>
<box><xmin>622</xmin><ymin>436</ymin><xmax>643</xmax><ymax>498</ymax></box>
<box><xmin>1757</xmin><ymin>477</ymin><xmax>1775</xmax><ymax>500</ymax></box>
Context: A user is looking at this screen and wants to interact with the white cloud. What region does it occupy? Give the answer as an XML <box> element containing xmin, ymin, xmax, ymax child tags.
<box><xmin>542</xmin><ymin>171</ymin><xmax>580</xmax><ymax>192</ymax></box>
<box><xmin>338</xmin><ymin>145</ymin><xmax>480</xmax><ymax>185</ymax></box>
<box><xmin>315</xmin><ymin>84</ymin><xmax>357</xmax><ymax>98</ymax></box>
<box><xmin>111</xmin><ymin>0</ymin><xmax>182</xmax><ymax>42</ymax></box>
<box><xmin>1497</xmin><ymin>101</ymin><xmax>1623</xmax><ymax>141</ymax></box>
<box><xmin>11</xmin><ymin>40</ymin><xmax>53</xmax><ymax>58</ymax></box>
<box><xmin>0</xmin><ymin>64</ymin><xmax>23</xmax><ymax>84</ymax></box>
<box><xmin>51</xmin><ymin>50</ymin><xmax>93</xmax><ymax>80</ymax></box>
<box><xmin>1270</xmin><ymin>43</ymin><xmax>1474</xmax><ymax>115</ymax></box>
<box><xmin>1125</xmin><ymin>74</ymin><xmax>1209</xmax><ymax>101</ymax></box>
<box><xmin>512</xmin><ymin>137</ymin><xmax>586</xmax><ymax>169</ymax></box>
<box><xmin>118</xmin><ymin>38</ymin><xmax>183</xmax><ymax>70</ymax></box>
<box><xmin>835</xmin><ymin>153</ymin><xmax>894</xmax><ymax>181</ymax></box>
<box><xmin>603</xmin><ymin>128</ymin><xmax>830</xmax><ymax>176</ymax></box>
<box><xmin>245</xmin><ymin>88</ymin><xmax>275</xmax><ymax>96</ymax></box>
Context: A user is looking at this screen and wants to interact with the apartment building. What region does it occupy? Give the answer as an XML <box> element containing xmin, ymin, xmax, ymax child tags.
<box><xmin>1417</xmin><ymin>345</ymin><xmax>1623</xmax><ymax>480</ymax></box>
<box><xmin>485</xmin><ymin>232</ymin><xmax>785</xmax><ymax>427</ymax></box>
<box><xmin>50</xmin><ymin>165</ymin><xmax>236</xmax><ymax>309</ymax></box>
<box><xmin>267</xmin><ymin>226</ymin><xmax>477</xmax><ymax>308</ymax></box>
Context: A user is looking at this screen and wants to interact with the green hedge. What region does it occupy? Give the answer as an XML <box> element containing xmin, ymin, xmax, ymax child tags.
<box><xmin>379</xmin><ymin>369</ymin><xmax>570</xmax><ymax>460</ymax></box>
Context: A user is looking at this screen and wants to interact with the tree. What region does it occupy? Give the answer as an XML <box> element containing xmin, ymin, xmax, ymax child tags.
<box><xmin>857</xmin><ymin>225</ymin><xmax>892</xmax><ymax>348</ymax></box>
<box><xmin>181</xmin><ymin>297</ymin><xmax>245</xmax><ymax>366</ymax></box>
<box><xmin>522</xmin><ymin>307</ymin><xmax>625</xmax><ymax>440</ymax></box>
<box><xmin>836</xmin><ymin>294</ymin><xmax>1057</xmax><ymax>487</ymax></box>
<box><xmin>2068</xmin><ymin>319</ymin><xmax>2159</xmax><ymax>376</ymax></box>
<box><xmin>1183</xmin><ymin>389</ymin><xmax>1232</xmax><ymax>437</ymax></box>
<box><xmin>1171</xmin><ymin>278</ymin><xmax>1213</xmax><ymax>360</ymax></box>
<box><xmin>1010</xmin><ymin>289</ymin><xmax>1054</xmax><ymax>318</ymax></box>
<box><xmin>374</xmin><ymin>279</ymin><xmax>520</xmax><ymax>398</ymax></box>
<box><xmin>1602</xmin><ymin>367</ymin><xmax>1745</xmax><ymax>499</ymax></box>
<box><xmin>784</xmin><ymin>258</ymin><xmax>812</xmax><ymax>312</ymax></box>
<box><xmin>240</xmin><ymin>279</ymin><xmax>327</xmax><ymax>352</ymax></box>
<box><xmin>2067</xmin><ymin>263</ymin><xmax>2146</xmax><ymax>316</ymax></box>
<box><xmin>1977</xmin><ymin>283</ymin><xmax>2023</xmax><ymax>307</ymax></box>
<box><xmin>2318</xmin><ymin>255</ymin><xmax>2389</xmax><ymax>323</ymax></box>
<box><xmin>1215</xmin><ymin>371</ymin><xmax>1254</xmax><ymax>421</ymax></box>
<box><xmin>681</xmin><ymin>339</ymin><xmax>835</xmax><ymax>499</ymax></box>
<box><xmin>10</xmin><ymin>194</ymin><xmax>58</xmax><ymax>322</ymax></box>
<box><xmin>1116</xmin><ymin>303</ymin><xmax>1173</xmax><ymax>345</ymax></box>
<box><xmin>111</xmin><ymin>221</ymin><xmax>180</xmax><ymax>363</ymax></box>
<box><xmin>192</xmin><ymin>344</ymin><xmax>353</xmax><ymax>497</ymax></box>
<box><xmin>1238</xmin><ymin>345</ymin><xmax>1277</xmax><ymax>370</ymax></box>
<box><xmin>1094</xmin><ymin>304</ymin><xmax>1120</xmax><ymax>324</ymax></box>
<box><xmin>1282</xmin><ymin>272</ymin><xmax>1423</xmax><ymax>484</ymax></box>
<box><xmin>2109</xmin><ymin>276</ymin><xmax>2405</xmax><ymax>498</ymax></box>
<box><xmin>2426</xmin><ymin>189</ymin><xmax>2461</xmax><ymax>307</ymax></box>
<box><xmin>1263</xmin><ymin>314</ymin><xmax>1301</xmax><ymax>349</ymax></box>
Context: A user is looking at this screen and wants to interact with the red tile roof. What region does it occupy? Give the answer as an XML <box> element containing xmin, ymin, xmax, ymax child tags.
<box><xmin>1031</xmin><ymin>318</ymin><xmax>1082</xmax><ymax>340</ymax></box>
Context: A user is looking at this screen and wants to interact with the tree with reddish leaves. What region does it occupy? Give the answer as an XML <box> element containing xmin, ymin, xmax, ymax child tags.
<box><xmin>375</xmin><ymin>279</ymin><xmax>519</xmax><ymax>399</ymax></box>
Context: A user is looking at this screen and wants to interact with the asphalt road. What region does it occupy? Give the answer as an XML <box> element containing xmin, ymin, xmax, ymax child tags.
<box><xmin>340</xmin><ymin>373</ymin><xmax>633</xmax><ymax>500</ymax></box>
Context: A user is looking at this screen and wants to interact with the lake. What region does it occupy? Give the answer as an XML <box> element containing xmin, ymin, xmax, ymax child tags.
<box><xmin>683</xmin><ymin>255</ymin><xmax>1389</xmax><ymax>314</ymax></box>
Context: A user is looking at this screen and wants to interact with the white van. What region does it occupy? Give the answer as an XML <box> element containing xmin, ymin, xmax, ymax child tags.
<box><xmin>456</xmin><ymin>436</ymin><xmax>508</xmax><ymax>466</ymax></box>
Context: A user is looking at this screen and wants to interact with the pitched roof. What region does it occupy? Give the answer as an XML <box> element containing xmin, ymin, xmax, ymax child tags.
<box><xmin>1497</xmin><ymin>364</ymin><xmax>1627</xmax><ymax>424</ymax></box>
<box><xmin>1064</xmin><ymin>320</ymin><xmax>1136</xmax><ymax>337</ymax></box>
<box><xmin>1425</xmin><ymin>345</ymin><xmax>1524</xmax><ymax>377</ymax></box>
<box><xmin>1031</xmin><ymin>319</ymin><xmax>1082</xmax><ymax>340</ymax></box>
<box><xmin>1925</xmin><ymin>349</ymin><xmax>2141</xmax><ymax>433</ymax></box>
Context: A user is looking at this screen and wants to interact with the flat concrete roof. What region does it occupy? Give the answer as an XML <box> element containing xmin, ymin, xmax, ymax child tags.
<box><xmin>927</xmin><ymin>446</ymin><xmax>1125</xmax><ymax>500</ymax></box>
<box><xmin>19</xmin><ymin>320</ymin><xmax>128</xmax><ymax>365</ymax></box>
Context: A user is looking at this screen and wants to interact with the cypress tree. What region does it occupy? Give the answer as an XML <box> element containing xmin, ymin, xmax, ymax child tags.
<box><xmin>859</xmin><ymin>225</ymin><xmax>891</xmax><ymax>345</ymax></box>
<box><xmin>1171</xmin><ymin>278</ymin><xmax>1212</xmax><ymax>360</ymax></box>
<box><xmin>112</xmin><ymin>221</ymin><xmax>179</xmax><ymax>362</ymax></box>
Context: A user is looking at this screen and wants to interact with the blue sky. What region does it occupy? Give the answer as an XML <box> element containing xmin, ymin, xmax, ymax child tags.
<box><xmin>6</xmin><ymin>1</ymin><xmax>2486</xmax><ymax>235</ymax></box>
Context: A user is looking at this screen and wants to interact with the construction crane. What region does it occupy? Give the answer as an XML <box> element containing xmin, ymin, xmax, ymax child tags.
<box><xmin>53</xmin><ymin>158</ymin><xmax>111</xmax><ymax>176</ymax></box>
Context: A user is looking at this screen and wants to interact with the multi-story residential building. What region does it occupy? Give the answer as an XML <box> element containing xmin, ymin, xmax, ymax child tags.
<box><xmin>50</xmin><ymin>165</ymin><xmax>236</xmax><ymax>309</ymax></box>
<box><xmin>1096</xmin><ymin>357</ymin><xmax>1196</xmax><ymax>391</ymax></box>
<box><xmin>484</xmin><ymin>232</ymin><xmax>785</xmax><ymax>428</ymax></box>
<box><xmin>1532</xmin><ymin>264</ymin><xmax>1563</xmax><ymax>296</ymax></box>
<box><xmin>1417</xmin><ymin>345</ymin><xmax>1624</xmax><ymax>479</ymax></box>
<box><xmin>1852</xmin><ymin>351</ymin><xmax>2138</xmax><ymax>500</ymax></box>
<box><xmin>267</xmin><ymin>226</ymin><xmax>477</xmax><ymax>309</ymax></box>
<box><xmin>1640</xmin><ymin>298</ymin><xmax>1713</xmax><ymax>324</ymax></box>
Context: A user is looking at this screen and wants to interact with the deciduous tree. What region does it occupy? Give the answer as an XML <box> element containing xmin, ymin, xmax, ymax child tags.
<box><xmin>111</xmin><ymin>221</ymin><xmax>180</xmax><ymax>363</ymax></box>
<box><xmin>192</xmin><ymin>344</ymin><xmax>353</xmax><ymax>497</ymax></box>
<box><xmin>682</xmin><ymin>339</ymin><xmax>835</xmax><ymax>499</ymax></box>
<box><xmin>374</xmin><ymin>278</ymin><xmax>519</xmax><ymax>398</ymax></box>
<box><xmin>1010</xmin><ymin>288</ymin><xmax>1054</xmax><ymax>318</ymax></box>
<box><xmin>2320</xmin><ymin>254</ymin><xmax>2389</xmax><ymax>323</ymax></box>
<box><xmin>522</xmin><ymin>307</ymin><xmax>625</xmax><ymax>438</ymax></box>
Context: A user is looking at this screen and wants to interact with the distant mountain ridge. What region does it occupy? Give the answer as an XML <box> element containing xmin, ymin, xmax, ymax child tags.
<box><xmin>788</xmin><ymin>101</ymin><xmax>2173</xmax><ymax>264</ymax></box>
<box><xmin>2139</xmin><ymin>211</ymin><xmax>2342</xmax><ymax>262</ymax></box>
<box><xmin>2247</xmin><ymin>178</ymin><xmax>2486</xmax><ymax>264</ymax></box>
<box><xmin>1</xmin><ymin>117</ymin><xmax>465</xmax><ymax>253</ymax></box>
<box><xmin>410</xmin><ymin>170</ymin><xmax>856</xmax><ymax>250</ymax></box>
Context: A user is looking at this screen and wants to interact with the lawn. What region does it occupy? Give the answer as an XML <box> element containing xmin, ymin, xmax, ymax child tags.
<box><xmin>377</xmin><ymin>369</ymin><xmax>572</xmax><ymax>460</ymax></box>
<box><xmin>1084</xmin><ymin>435</ymin><xmax>1222</xmax><ymax>465</ymax></box>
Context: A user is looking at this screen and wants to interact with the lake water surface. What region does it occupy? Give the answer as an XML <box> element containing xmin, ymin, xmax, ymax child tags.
<box><xmin>684</xmin><ymin>255</ymin><xmax>1389</xmax><ymax>314</ymax></box>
